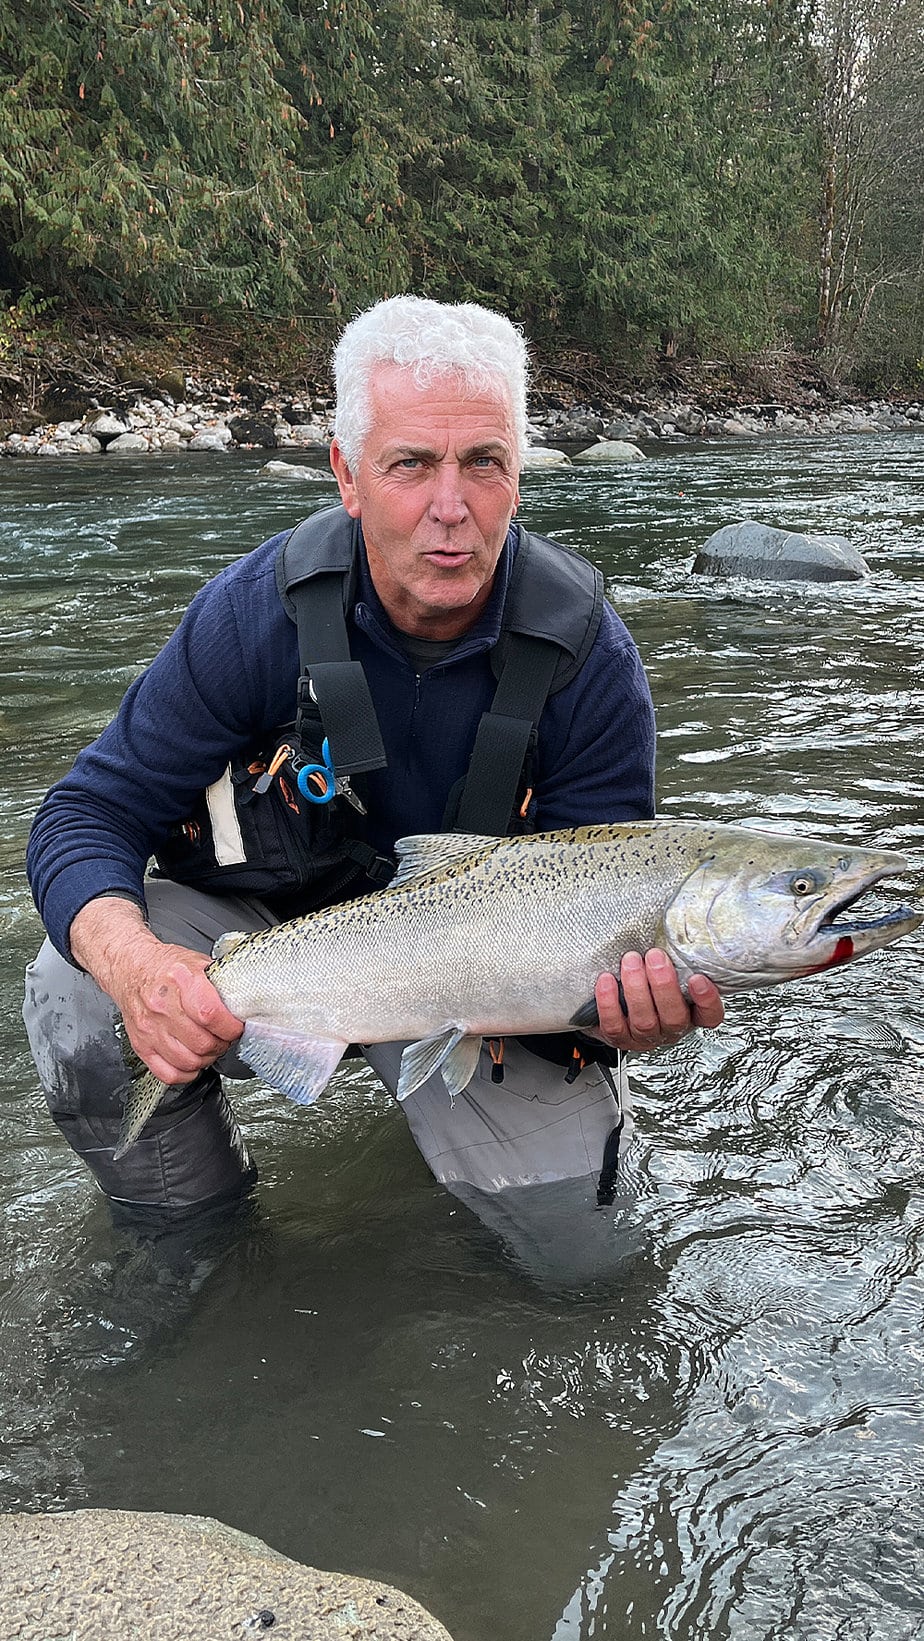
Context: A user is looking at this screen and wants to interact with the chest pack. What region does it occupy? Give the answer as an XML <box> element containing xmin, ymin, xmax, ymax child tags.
<box><xmin>155</xmin><ymin>506</ymin><xmax>604</xmax><ymax>912</ymax></box>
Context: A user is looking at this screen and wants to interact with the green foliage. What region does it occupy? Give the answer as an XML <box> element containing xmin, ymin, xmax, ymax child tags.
<box><xmin>0</xmin><ymin>0</ymin><xmax>910</xmax><ymax>376</ymax></box>
<box><xmin>0</xmin><ymin>0</ymin><xmax>309</xmax><ymax>308</ymax></box>
<box><xmin>0</xmin><ymin>287</ymin><xmax>58</xmax><ymax>366</ymax></box>
<box><xmin>540</xmin><ymin>0</ymin><xmax>818</xmax><ymax>353</ymax></box>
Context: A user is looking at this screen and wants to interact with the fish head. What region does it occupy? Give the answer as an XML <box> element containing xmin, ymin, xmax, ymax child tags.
<box><xmin>661</xmin><ymin>829</ymin><xmax>922</xmax><ymax>992</ymax></box>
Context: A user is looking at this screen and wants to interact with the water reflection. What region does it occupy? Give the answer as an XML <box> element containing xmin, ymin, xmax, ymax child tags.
<box><xmin>1</xmin><ymin>435</ymin><xmax>923</xmax><ymax>1639</ymax></box>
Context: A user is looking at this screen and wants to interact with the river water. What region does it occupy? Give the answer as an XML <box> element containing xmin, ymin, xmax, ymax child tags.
<box><xmin>2</xmin><ymin>436</ymin><xmax>924</xmax><ymax>1639</ymax></box>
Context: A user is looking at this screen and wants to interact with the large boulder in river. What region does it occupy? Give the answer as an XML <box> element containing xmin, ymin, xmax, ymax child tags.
<box><xmin>0</xmin><ymin>1509</ymin><xmax>455</xmax><ymax>1640</ymax></box>
<box><xmin>693</xmin><ymin>520</ymin><xmax>868</xmax><ymax>582</ymax></box>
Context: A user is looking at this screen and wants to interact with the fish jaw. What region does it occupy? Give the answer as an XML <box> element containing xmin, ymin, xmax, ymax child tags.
<box><xmin>662</xmin><ymin>835</ymin><xmax>921</xmax><ymax>993</ymax></box>
<box><xmin>796</xmin><ymin>903</ymin><xmax>922</xmax><ymax>978</ymax></box>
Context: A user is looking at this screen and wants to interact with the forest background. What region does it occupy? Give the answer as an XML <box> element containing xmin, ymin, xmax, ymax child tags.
<box><xmin>1</xmin><ymin>0</ymin><xmax>922</xmax><ymax>404</ymax></box>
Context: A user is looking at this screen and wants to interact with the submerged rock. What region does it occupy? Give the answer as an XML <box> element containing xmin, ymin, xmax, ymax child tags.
<box><xmin>259</xmin><ymin>460</ymin><xmax>333</xmax><ymax>481</ymax></box>
<box><xmin>693</xmin><ymin>520</ymin><xmax>869</xmax><ymax>582</ymax></box>
<box><xmin>0</xmin><ymin>1509</ymin><xmax>456</xmax><ymax>1640</ymax></box>
<box><xmin>572</xmin><ymin>439</ymin><xmax>645</xmax><ymax>464</ymax></box>
<box><xmin>521</xmin><ymin>445</ymin><xmax>572</xmax><ymax>467</ymax></box>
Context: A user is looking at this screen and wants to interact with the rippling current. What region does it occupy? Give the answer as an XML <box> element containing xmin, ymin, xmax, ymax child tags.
<box><xmin>1</xmin><ymin>435</ymin><xmax>923</xmax><ymax>1640</ymax></box>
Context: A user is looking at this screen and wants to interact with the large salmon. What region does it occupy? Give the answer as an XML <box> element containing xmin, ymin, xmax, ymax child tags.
<box><xmin>115</xmin><ymin>822</ymin><xmax>920</xmax><ymax>1156</ymax></box>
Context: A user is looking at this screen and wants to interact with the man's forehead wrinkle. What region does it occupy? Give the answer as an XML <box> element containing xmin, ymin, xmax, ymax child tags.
<box><xmin>377</xmin><ymin>435</ymin><xmax>514</xmax><ymax>464</ymax></box>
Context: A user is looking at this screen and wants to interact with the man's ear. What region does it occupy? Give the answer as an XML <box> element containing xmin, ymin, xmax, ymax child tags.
<box><xmin>330</xmin><ymin>439</ymin><xmax>361</xmax><ymax>517</ymax></box>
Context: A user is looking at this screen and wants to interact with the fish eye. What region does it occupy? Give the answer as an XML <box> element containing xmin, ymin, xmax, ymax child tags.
<box><xmin>789</xmin><ymin>872</ymin><xmax>818</xmax><ymax>897</ymax></box>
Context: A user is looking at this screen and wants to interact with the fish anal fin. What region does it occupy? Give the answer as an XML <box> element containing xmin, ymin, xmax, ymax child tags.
<box><xmin>397</xmin><ymin>1026</ymin><xmax>466</xmax><ymax>1100</ymax></box>
<box><xmin>441</xmin><ymin>1035</ymin><xmax>483</xmax><ymax>1099</ymax></box>
<box><xmin>240</xmin><ymin>1023</ymin><xmax>346</xmax><ymax>1106</ymax></box>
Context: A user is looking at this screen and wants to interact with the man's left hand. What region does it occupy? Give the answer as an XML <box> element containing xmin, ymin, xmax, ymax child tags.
<box><xmin>591</xmin><ymin>949</ymin><xmax>724</xmax><ymax>1054</ymax></box>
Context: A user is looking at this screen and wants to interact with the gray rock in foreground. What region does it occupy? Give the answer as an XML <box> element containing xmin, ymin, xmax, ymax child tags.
<box><xmin>0</xmin><ymin>1509</ymin><xmax>455</xmax><ymax>1640</ymax></box>
<box><xmin>693</xmin><ymin>520</ymin><xmax>869</xmax><ymax>582</ymax></box>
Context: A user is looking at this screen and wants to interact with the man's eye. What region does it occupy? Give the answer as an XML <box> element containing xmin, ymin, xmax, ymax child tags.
<box><xmin>398</xmin><ymin>457</ymin><xmax>421</xmax><ymax>469</ymax></box>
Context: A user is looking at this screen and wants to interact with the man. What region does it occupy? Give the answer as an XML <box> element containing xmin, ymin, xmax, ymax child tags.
<box><xmin>24</xmin><ymin>295</ymin><xmax>723</xmax><ymax>1221</ymax></box>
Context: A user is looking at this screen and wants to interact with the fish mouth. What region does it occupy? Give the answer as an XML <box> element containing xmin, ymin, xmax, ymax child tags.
<box><xmin>805</xmin><ymin>862</ymin><xmax>922</xmax><ymax>969</ymax></box>
<box><xmin>816</xmin><ymin>863</ymin><xmax>917</xmax><ymax>934</ymax></box>
<box><xmin>820</xmin><ymin>903</ymin><xmax>919</xmax><ymax>935</ymax></box>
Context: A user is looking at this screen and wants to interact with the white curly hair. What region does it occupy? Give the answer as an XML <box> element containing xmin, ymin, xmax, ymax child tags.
<box><xmin>333</xmin><ymin>294</ymin><xmax>530</xmax><ymax>469</ymax></box>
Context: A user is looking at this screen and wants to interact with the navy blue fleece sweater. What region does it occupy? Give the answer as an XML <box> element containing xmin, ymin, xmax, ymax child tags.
<box><xmin>27</xmin><ymin>521</ymin><xmax>656</xmax><ymax>960</ymax></box>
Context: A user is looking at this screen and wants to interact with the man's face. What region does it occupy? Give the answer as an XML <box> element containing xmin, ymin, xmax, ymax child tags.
<box><xmin>330</xmin><ymin>361</ymin><xmax>521</xmax><ymax>638</ymax></box>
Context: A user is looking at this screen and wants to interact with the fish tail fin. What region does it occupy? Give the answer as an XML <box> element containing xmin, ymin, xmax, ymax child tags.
<box><xmin>114</xmin><ymin>1069</ymin><xmax>172</xmax><ymax>1159</ymax></box>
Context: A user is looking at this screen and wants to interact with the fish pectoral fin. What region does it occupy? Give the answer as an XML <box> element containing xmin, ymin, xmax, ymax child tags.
<box><xmin>389</xmin><ymin>832</ymin><xmax>499</xmax><ymax>889</ymax></box>
<box><xmin>570</xmin><ymin>995</ymin><xmax>600</xmax><ymax>1030</ymax></box>
<box><xmin>239</xmin><ymin>1023</ymin><xmax>346</xmax><ymax>1106</ymax></box>
<box><xmin>397</xmin><ymin>1027</ymin><xmax>479</xmax><ymax>1101</ymax></box>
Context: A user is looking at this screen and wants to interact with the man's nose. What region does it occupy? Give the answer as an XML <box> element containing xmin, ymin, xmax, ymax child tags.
<box><xmin>428</xmin><ymin>463</ymin><xmax>468</xmax><ymax>525</ymax></box>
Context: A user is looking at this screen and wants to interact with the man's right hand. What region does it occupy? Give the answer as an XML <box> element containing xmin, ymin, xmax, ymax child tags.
<box><xmin>69</xmin><ymin>896</ymin><xmax>244</xmax><ymax>1085</ymax></box>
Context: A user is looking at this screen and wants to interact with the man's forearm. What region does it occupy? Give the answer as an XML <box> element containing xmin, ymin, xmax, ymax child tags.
<box><xmin>69</xmin><ymin>895</ymin><xmax>163</xmax><ymax>1000</ymax></box>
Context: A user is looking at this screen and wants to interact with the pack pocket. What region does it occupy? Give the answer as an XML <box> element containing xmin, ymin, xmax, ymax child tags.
<box><xmin>154</xmin><ymin>737</ymin><xmax>376</xmax><ymax>911</ymax></box>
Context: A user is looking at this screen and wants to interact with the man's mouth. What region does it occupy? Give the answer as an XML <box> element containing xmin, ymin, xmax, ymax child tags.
<box><xmin>423</xmin><ymin>549</ymin><xmax>474</xmax><ymax>568</ymax></box>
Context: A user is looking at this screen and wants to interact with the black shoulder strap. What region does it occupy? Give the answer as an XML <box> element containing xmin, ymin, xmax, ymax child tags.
<box><xmin>278</xmin><ymin>512</ymin><xmax>604</xmax><ymax>822</ymax></box>
<box><xmin>277</xmin><ymin>509</ymin><xmax>387</xmax><ymax>776</ymax></box>
<box><xmin>452</xmin><ymin>634</ymin><xmax>560</xmax><ymax>833</ymax></box>
<box><xmin>491</xmin><ymin>525</ymin><xmax>604</xmax><ymax>689</ymax></box>
<box><xmin>452</xmin><ymin>529</ymin><xmax>605</xmax><ymax>835</ymax></box>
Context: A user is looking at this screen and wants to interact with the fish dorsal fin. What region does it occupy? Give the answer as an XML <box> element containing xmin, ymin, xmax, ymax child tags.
<box><xmin>212</xmin><ymin>930</ymin><xmax>251</xmax><ymax>961</ymax></box>
<box><xmin>389</xmin><ymin>832</ymin><xmax>499</xmax><ymax>890</ymax></box>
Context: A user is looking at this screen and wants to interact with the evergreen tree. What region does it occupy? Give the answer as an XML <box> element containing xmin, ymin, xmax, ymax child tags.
<box><xmin>0</xmin><ymin>0</ymin><xmax>309</xmax><ymax>308</ymax></box>
<box><xmin>0</xmin><ymin>0</ymin><xmax>912</xmax><ymax>386</ymax></box>
<box><xmin>547</xmin><ymin>0</ymin><xmax>816</xmax><ymax>356</ymax></box>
